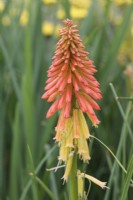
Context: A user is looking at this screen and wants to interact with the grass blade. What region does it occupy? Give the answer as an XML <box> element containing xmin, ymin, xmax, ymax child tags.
<box><xmin>121</xmin><ymin>153</ymin><xmax>133</xmax><ymax>200</ymax></box>
<box><xmin>30</xmin><ymin>174</ymin><xmax>57</xmax><ymax>200</ymax></box>
<box><xmin>91</xmin><ymin>135</ymin><xmax>127</xmax><ymax>174</ymax></box>
<box><xmin>27</xmin><ymin>145</ymin><xmax>39</xmax><ymax>200</ymax></box>
<box><xmin>20</xmin><ymin>145</ymin><xmax>57</xmax><ymax>200</ymax></box>
<box><xmin>9</xmin><ymin>103</ymin><xmax>21</xmax><ymax>200</ymax></box>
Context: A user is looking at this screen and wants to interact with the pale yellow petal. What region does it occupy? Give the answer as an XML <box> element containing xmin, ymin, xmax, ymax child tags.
<box><xmin>80</xmin><ymin>173</ymin><xmax>109</xmax><ymax>189</ymax></box>
<box><xmin>62</xmin><ymin>151</ymin><xmax>74</xmax><ymax>182</ymax></box>
<box><xmin>59</xmin><ymin>140</ymin><xmax>69</xmax><ymax>162</ymax></box>
<box><xmin>63</xmin><ymin>117</ymin><xmax>74</xmax><ymax>147</ymax></box>
<box><xmin>77</xmin><ymin>135</ymin><xmax>91</xmax><ymax>162</ymax></box>
<box><xmin>73</xmin><ymin>109</ymin><xmax>80</xmax><ymax>138</ymax></box>
<box><xmin>78</xmin><ymin>109</ymin><xmax>90</xmax><ymax>138</ymax></box>
<box><xmin>77</xmin><ymin>170</ymin><xmax>84</xmax><ymax>197</ymax></box>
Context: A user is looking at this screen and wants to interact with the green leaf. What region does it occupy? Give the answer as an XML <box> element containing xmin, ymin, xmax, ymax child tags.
<box><xmin>30</xmin><ymin>174</ymin><xmax>57</xmax><ymax>200</ymax></box>
<box><xmin>27</xmin><ymin>145</ymin><xmax>39</xmax><ymax>200</ymax></box>
<box><xmin>20</xmin><ymin>145</ymin><xmax>57</xmax><ymax>200</ymax></box>
<box><xmin>9</xmin><ymin>104</ymin><xmax>21</xmax><ymax>200</ymax></box>
<box><xmin>121</xmin><ymin>153</ymin><xmax>133</xmax><ymax>200</ymax></box>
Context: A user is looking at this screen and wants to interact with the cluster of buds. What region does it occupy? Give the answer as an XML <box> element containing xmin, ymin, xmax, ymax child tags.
<box><xmin>42</xmin><ymin>19</ymin><xmax>107</xmax><ymax>190</ymax></box>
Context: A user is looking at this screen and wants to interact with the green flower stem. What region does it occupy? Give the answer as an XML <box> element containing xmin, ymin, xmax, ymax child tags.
<box><xmin>69</xmin><ymin>151</ymin><xmax>78</xmax><ymax>200</ymax></box>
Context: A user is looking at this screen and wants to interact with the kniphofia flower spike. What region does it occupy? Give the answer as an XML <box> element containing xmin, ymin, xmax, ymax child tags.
<box><xmin>42</xmin><ymin>19</ymin><xmax>103</xmax><ymax>183</ymax></box>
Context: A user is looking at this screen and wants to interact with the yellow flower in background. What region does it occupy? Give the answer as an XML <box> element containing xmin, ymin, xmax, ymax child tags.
<box><xmin>19</xmin><ymin>10</ymin><xmax>29</xmax><ymax>26</ymax></box>
<box><xmin>9</xmin><ymin>7</ymin><xmax>18</xmax><ymax>17</ymax></box>
<box><xmin>114</xmin><ymin>0</ymin><xmax>132</xmax><ymax>6</ymax></box>
<box><xmin>0</xmin><ymin>0</ymin><xmax>5</xmax><ymax>12</ymax></box>
<box><xmin>131</xmin><ymin>26</ymin><xmax>133</xmax><ymax>36</ymax></box>
<box><xmin>70</xmin><ymin>0</ymin><xmax>90</xmax><ymax>20</ymax></box>
<box><xmin>118</xmin><ymin>25</ymin><xmax>133</xmax><ymax>64</ymax></box>
<box><xmin>1</xmin><ymin>15</ymin><xmax>11</xmax><ymax>26</ymax></box>
<box><xmin>124</xmin><ymin>64</ymin><xmax>133</xmax><ymax>95</ymax></box>
<box><xmin>70</xmin><ymin>6</ymin><xmax>88</xmax><ymax>19</ymax></box>
<box><xmin>42</xmin><ymin>21</ymin><xmax>54</xmax><ymax>36</ymax></box>
<box><xmin>56</xmin><ymin>8</ymin><xmax>66</xmax><ymax>20</ymax></box>
<box><xmin>54</xmin><ymin>24</ymin><xmax>63</xmax><ymax>37</ymax></box>
<box><xmin>109</xmin><ymin>12</ymin><xmax>122</xmax><ymax>25</ymax></box>
<box><xmin>42</xmin><ymin>0</ymin><xmax>56</xmax><ymax>5</ymax></box>
<box><xmin>70</xmin><ymin>0</ymin><xmax>91</xmax><ymax>9</ymax></box>
<box><xmin>113</xmin><ymin>15</ymin><xmax>122</xmax><ymax>25</ymax></box>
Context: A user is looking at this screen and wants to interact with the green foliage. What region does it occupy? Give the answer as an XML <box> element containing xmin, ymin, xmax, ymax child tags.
<box><xmin>121</xmin><ymin>153</ymin><xmax>133</xmax><ymax>200</ymax></box>
<box><xmin>0</xmin><ymin>0</ymin><xmax>133</xmax><ymax>199</ymax></box>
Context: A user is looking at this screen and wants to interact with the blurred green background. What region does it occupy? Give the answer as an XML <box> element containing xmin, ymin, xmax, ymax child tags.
<box><xmin>0</xmin><ymin>0</ymin><xmax>133</xmax><ymax>199</ymax></box>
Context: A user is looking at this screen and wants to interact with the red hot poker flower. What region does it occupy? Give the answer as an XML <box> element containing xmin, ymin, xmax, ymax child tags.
<box><xmin>42</xmin><ymin>19</ymin><xmax>102</xmax><ymax>127</ymax></box>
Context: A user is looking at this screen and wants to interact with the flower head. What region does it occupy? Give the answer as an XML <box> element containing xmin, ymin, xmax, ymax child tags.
<box><xmin>42</xmin><ymin>19</ymin><xmax>102</xmax><ymax>127</ymax></box>
<box><xmin>42</xmin><ymin>19</ymin><xmax>102</xmax><ymax>182</ymax></box>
